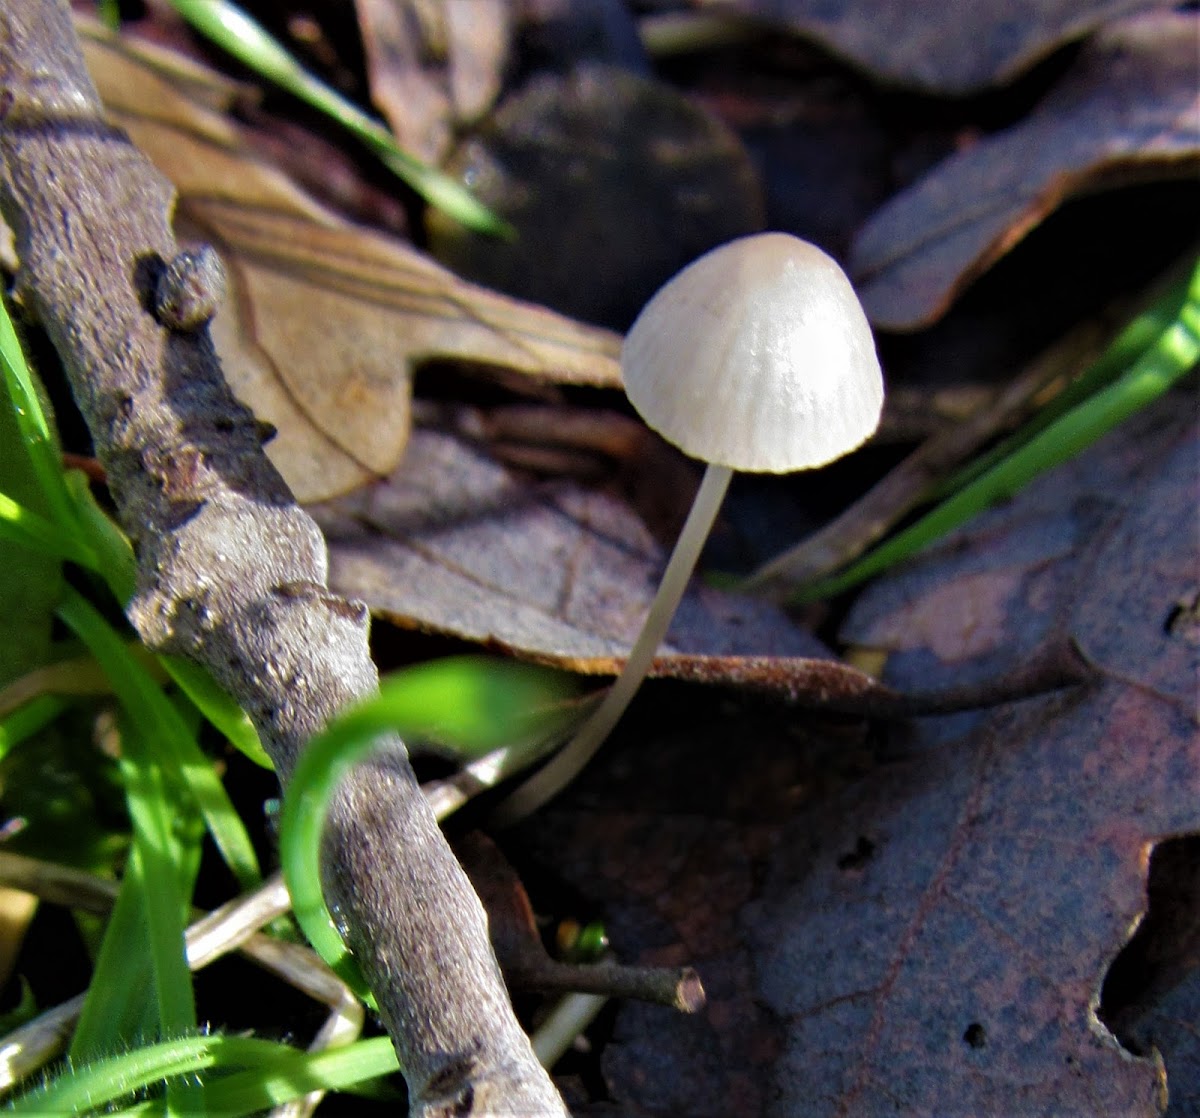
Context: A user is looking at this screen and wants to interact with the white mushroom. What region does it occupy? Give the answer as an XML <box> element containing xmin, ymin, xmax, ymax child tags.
<box><xmin>494</xmin><ymin>233</ymin><xmax>884</xmax><ymax>824</ymax></box>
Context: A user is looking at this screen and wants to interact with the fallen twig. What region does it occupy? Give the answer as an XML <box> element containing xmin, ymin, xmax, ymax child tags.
<box><xmin>0</xmin><ymin>4</ymin><xmax>564</xmax><ymax>1113</ymax></box>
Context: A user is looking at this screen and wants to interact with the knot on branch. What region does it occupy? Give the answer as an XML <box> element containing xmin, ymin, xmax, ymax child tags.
<box><xmin>151</xmin><ymin>245</ymin><xmax>225</xmax><ymax>332</ymax></box>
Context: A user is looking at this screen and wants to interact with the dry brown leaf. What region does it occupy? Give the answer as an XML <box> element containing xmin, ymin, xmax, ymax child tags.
<box><xmin>704</xmin><ymin>0</ymin><xmax>1175</xmax><ymax>94</ymax></box>
<box><xmin>73</xmin><ymin>20</ymin><xmax>621</xmax><ymax>502</ymax></box>
<box><xmin>1103</xmin><ymin>837</ymin><xmax>1200</xmax><ymax>1112</ymax></box>
<box><xmin>745</xmin><ymin>395</ymin><xmax>1198</xmax><ymax>1115</ymax></box>
<box><xmin>312</xmin><ymin>424</ymin><xmax>831</xmax><ymax>675</ymax></box>
<box><xmin>514</xmin><ymin>390</ymin><xmax>1197</xmax><ymax>1116</ymax></box>
<box><xmin>851</xmin><ymin>10</ymin><xmax>1200</xmax><ymax>331</ymax></box>
<box><xmin>356</xmin><ymin>0</ymin><xmax>512</xmax><ymax>164</ymax></box>
<box><xmin>312</xmin><ymin>421</ymin><xmax>1085</xmax><ymax>708</ymax></box>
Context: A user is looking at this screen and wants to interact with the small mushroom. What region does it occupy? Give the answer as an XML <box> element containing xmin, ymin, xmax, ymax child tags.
<box><xmin>494</xmin><ymin>233</ymin><xmax>884</xmax><ymax>823</ymax></box>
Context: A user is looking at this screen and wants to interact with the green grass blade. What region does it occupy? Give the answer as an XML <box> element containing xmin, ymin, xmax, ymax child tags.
<box><xmin>167</xmin><ymin>0</ymin><xmax>511</xmax><ymax>236</ymax></box>
<box><xmin>0</xmin><ymin>296</ymin><xmax>81</xmax><ymax>535</ymax></box>
<box><xmin>933</xmin><ymin>261</ymin><xmax>1197</xmax><ymax>500</ymax></box>
<box><xmin>795</xmin><ymin>259</ymin><xmax>1200</xmax><ymax>602</ymax></box>
<box><xmin>95</xmin><ymin>0</ymin><xmax>122</xmax><ymax>31</ymax></box>
<box><xmin>32</xmin><ymin>1034</ymin><xmax>398</xmax><ymax>1117</ymax></box>
<box><xmin>70</xmin><ymin>849</ymin><xmax>155</xmax><ymax>1058</ymax></box>
<box><xmin>106</xmin><ymin>741</ymin><xmax>197</xmax><ymax>1050</ymax></box>
<box><xmin>0</xmin><ymin>382</ymin><xmax>135</xmax><ymax>602</ymax></box>
<box><xmin>63</xmin><ymin>470</ymin><xmax>138</xmax><ymax>603</ymax></box>
<box><xmin>374</xmin><ymin>146</ymin><xmax>511</xmax><ymax>237</ymax></box>
<box><xmin>112</xmin><ymin>736</ymin><xmax>196</xmax><ymax>1037</ymax></box>
<box><xmin>65</xmin><ymin>711</ymin><xmax>204</xmax><ymax>1109</ymax></box>
<box><xmin>0</xmin><ymin>694</ymin><xmax>68</xmax><ymax>764</ymax></box>
<box><xmin>280</xmin><ymin>657</ymin><xmax>578</xmax><ymax>1001</ymax></box>
<box><xmin>1</xmin><ymin>294</ymin><xmax>137</xmax><ymax>598</ymax></box>
<box><xmin>7</xmin><ymin>1034</ymin><xmax>300</xmax><ymax>1115</ymax></box>
<box><xmin>118</xmin><ymin>736</ymin><xmax>202</xmax><ymax>1118</ymax></box>
<box><xmin>196</xmin><ymin>1035</ymin><xmax>399</xmax><ymax>1115</ymax></box>
<box><xmin>0</xmin><ymin>489</ymin><xmax>96</xmax><ymax>567</ymax></box>
<box><xmin>56</xmin><ymin>590</ymin><xmax>262</xmax><ymax>891</ymax></box>
<box><xmin>69</xmin><ymin>842</ymin><xmax>177</xmax><ymax>1063</ymax></box>
<box><xmin>158</xmin><ymin>655</ymin><xmax>272</xmax><ymax>770</ymax></box>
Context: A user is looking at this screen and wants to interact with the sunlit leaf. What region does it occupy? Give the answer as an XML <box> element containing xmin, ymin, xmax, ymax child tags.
<box><xmin>71</xmin><ymin>19</ymin><xmax>621</xmax><ymax>502</ymax></box>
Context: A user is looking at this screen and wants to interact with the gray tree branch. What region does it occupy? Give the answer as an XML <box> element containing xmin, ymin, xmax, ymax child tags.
<box><xmin>0</xmin><ymin>3</ymin><xmax>566</xmax><ymax>1114</ymax></box>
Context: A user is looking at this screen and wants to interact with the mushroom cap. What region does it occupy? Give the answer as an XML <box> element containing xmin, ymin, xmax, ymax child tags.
<box><xmin>622</xmin><ymin>232</ymin><xmax>884</xmax><ymax>473</ymax></box>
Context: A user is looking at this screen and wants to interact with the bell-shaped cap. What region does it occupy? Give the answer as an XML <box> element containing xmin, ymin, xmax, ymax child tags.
<box><xmin>622</xmin><ymin>233</ymin><xmax>884</xmax><ymax>473</ymax></box>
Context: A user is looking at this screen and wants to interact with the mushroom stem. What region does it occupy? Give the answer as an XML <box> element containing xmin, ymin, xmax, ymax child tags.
<box><xmin>493</xmin><ymin>463</ymin><xmax>734</xmax><ymax>824</ymax></box>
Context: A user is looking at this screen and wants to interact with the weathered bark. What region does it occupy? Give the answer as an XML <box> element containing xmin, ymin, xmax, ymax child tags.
<box><xmin>0</xmin><ymin>4</ymin><xmax>566</xmax><ymax>1113</ymax></box>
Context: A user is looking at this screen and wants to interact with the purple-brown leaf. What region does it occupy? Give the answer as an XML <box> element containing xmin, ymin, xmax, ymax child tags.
<box><xmin>851</xmin><ymin>11</ymin><xmax>1200</xmax><ymax>330</ymax></box>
